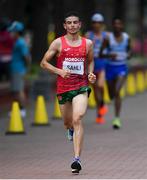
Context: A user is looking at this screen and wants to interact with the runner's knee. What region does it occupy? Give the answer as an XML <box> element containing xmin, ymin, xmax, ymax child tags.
<box><xmin>64</xmin><ymin>118</ymin><xmax>72</xmax><ymax>129</ymax></box>
<box><xmin>72</xmin><ymin>114</ymin><xmax>83</xmax><ymax>126</ymax></box>
<box><xmin>97</xmin><ymin>79</ymin><xmax>105</xmax><ymax>88</ymax></box>
<box><xmin>109</xmin><ymin>92</ymin><xmax>114</xmax><ymax>100</ymax></box>
<box><xmin>115</xmin><ymin>90</ymin><xmax>120</xmax><ymax>98</ymax></box>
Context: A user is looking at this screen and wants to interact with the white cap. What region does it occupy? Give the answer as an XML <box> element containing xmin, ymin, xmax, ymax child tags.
<box><xmin>91</xmin><ymin>13</ymin><xmax>104</xmax><ymax>22</ymax></box>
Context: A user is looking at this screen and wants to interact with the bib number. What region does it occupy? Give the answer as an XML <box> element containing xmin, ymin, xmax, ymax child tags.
<box><xmin>111</xmin><ymin>52</ymin><xmax>127</xmax><ymax>60</ymax></box>
<box><xmin>63</xmin><ymin>61</ymin><xmax>84</xmax><ymax>75</ymax></box>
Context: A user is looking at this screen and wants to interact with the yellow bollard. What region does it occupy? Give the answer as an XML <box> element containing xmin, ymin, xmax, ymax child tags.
<box><xmin>120</xmin><ymin>85</ymin><xmax>126</xmax><ymax>99</ymax></box>
<box><xmin>88</xmin><ymin>85</ymin><xmax>96</xmax><ymax>108</ymax></box>
<box><xmin>32</xmin><ymin>95</ymin><xmax>50</xmax><ymax>126</ymax></box>
<box><xmin>145</xmin><ymin>70</ymin><xmax>147</xmax><ymax>90</ymax></box>
<box><xmin>53</xmin><ymin>97</ymin><xmax>62</xmax><ymax>119</ymax></box>
<box><xmin>104</xmin><ymin>82</ymin><xmax>111</xmax><ymax>103</ymax></box>
<box><xmin>136</xmin><ymin>71</ymin><xmax>145</xmax><ymax>93</ymax></box>
<box><xmin>6</xmin><ymin>101</ymin><xmax>25</xmax><ymax>134</ymax></box>
<box><xmin>47</xmin><ymin>31</ymin><xmax>55</xmax><ymax>45</ymax></box>
<box><xmin>126</xmin><ymin>73</ymin><xmax>136</xmax><ymax>96</ymax></box>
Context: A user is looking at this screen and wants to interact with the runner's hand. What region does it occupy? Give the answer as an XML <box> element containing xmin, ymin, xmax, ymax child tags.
<box><xmin>109</xmin><ymin>53</ymin><xmax>117</xmax><ymax>60</ymax></box>
<box><xmin>60</xmin><ymin>69</ymin><xmax>71</xmax><ymax>78</ymax></box>
<box><xmin>88</xmin><ymin>73</ymin><xmax>96</xmax><ymax>84</ymax></box>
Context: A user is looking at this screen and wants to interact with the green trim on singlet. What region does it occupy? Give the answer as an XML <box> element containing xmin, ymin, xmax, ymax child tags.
<box><xmin>57</xmin><ymin>86</ymin><xmax>91</xmax><ymax>104</ymax></box>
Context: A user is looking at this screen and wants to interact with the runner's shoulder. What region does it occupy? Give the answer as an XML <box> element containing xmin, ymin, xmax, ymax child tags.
<box><xmin>102</xmin><ymin>31</ymin><xmax>111</xmax><ymax>45</ymax></box>
<box><xmin>104</xmin><ymin>31</ymin><xmax>111</xmax><ymax>40</ymax></box>
<box><xmin>85</xmin><ymin>38</ymin><xmax>93</xmax><ymax>47</ymax></box>
<box><xmin>85</xmin><ymin>38</ymin><xmax>93</xmax><ymax>53</ymax></box>
<box><xmin>51</xmin><ymin>37</ymin><xmax>61</xmax><ymax>46</ymax></box>
<box><xmin>105</xmin><ymin>31</ymin><xmax>111</xmax><ymax>36</ymax></box>
<box><xmin>122</xmin><ymin>32</ymin><xmax>130</xmax><ymax>39</ymax></box>
<box><xmin>49</xmin><ymin>37</ymin><xmax>61</xmax><ymax>50</ymax></box>
<box><xmin>85</xmin><ymin>31</ymin><xmax>93</xmax><ymax>38</ymax></box>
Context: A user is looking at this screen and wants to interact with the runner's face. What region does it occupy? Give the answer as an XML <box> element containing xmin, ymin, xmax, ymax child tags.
<box><xmin>64</xmin><ymin>16</ymin><xmax>81</xmax><ymax>34</ymax></box>
<box><xmin>113</xmin><ymin>19</ymin><xmax>123</xmax><ymax>33</ymax></box>
<box><xmin>92</xmin><ymin>21</ymin><xmax>103</xmax><ymax>31</ymax></box>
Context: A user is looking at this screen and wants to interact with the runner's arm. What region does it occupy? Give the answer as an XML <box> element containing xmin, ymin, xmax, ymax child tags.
<box><xmin>127</xmin><ymin>38</ymin><xmax>132</xmax><ymax>59</ymax></box>
<box><xmin>40</xmin><ymin>39</ymin><xmax>62</xmax><ymax>75</ymax></box>
<box><xmin>40</xmin><ymin>39</ymin><xmax>71</xmax><ymax>78</ymax></box>
<box><xmin>99</xmin><ymin>37</ymin><xmax>117</xmax><ymax>59</ymax></box>
<box><xmin>24</xmin><ymin>55</ymin><xmax>31</xmax><ymax>68</ymax></box>
<box><xmin>87</xmin><ymin>39</ymin><xmax>94</xmax><ymax>73</ymax></box>
<box><xmin>86</xmin><ymin>39</ymin><xmax>96</xmax><ymax>83</ymax></box>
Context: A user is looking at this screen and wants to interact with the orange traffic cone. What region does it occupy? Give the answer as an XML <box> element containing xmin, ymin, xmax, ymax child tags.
<box><xmin>6</xmin><ymin>101</ymin><xmax>25</xmax><ymax>134</ymax></box>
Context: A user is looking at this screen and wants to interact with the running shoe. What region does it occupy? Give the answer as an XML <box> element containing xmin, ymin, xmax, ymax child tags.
<box><xmin>98</xmin><ymin>105</ymin><xmax>108</xmax><ymax>116</ymax></box>
<box><xmin>71</xmin><ymin>157</ymin><xmax>82</xmax><ymax>174</ymax></box>
<box><xmin>67</xmin><ymin>128</ymin><xmax>74</xmax><ymax>141</ymax></box>
<box><xmin>112</xmin><ymin>118</ymin><xmax>121</xmax><ymax>129</ymax></box>
<box><xmin>96</xmin><ymin>116</ymin><xmax>105</xmax><ymax>124</ymax></box>
<box><xmin>20</xmin><ymin>109</ymin><xmax>26</xmax><ymax>118</ymax></box>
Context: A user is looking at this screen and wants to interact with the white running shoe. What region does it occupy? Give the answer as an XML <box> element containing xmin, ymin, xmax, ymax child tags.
<box><xmin>20</xmin><ymin>109</ymin><xmax>26</xmax><ymax>118</ymax></box>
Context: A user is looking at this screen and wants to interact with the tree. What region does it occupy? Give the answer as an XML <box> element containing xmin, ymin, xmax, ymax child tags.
<box><xmin>0</xmin><ymin>0</ymin><xmax>27</xmax><ymax>21</ymax></box>
<box><xmin>29</xmin><ymin>0</ymin><xmax>50</xmax><ymax>62</ymax></box>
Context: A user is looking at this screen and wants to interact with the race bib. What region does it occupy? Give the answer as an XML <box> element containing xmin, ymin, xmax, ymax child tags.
<box><xmin>116</xmin><ymin>52</ymin><xmax>128</xmax><ymax>60</ymax></box>
<box><xmin>63</xmin><ymin>61</ymin><xmax>84</xmax><ymax>75</ymax></box>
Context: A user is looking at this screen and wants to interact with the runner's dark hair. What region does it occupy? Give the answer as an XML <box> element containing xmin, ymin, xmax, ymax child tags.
<box><xmin>64</xmin><ymin>11</ymin><xmax>81</xmax><ymax>22</ymax></box>
<box><xmin>112</xmin><ymin>17</ymin><xmax>123</xmax><ymax>23</ymax></box>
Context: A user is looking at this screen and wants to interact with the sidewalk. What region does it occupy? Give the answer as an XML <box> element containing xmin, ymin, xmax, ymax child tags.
<box><xmin>0</xmin><ymin>93</ymin><xmax>147</xmax><ymax>178</ymax></box>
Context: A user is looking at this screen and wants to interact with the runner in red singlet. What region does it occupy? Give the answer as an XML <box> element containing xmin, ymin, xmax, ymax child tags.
<box><xmin>40</xmin><ymin>12</ymin><xmax>96</xmax><ymax>174</ymax></box>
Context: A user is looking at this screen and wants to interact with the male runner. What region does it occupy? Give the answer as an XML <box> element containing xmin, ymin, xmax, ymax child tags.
<box><xmin>40</xmin><ymin>12</ymin><xmax>96</xmax><ymax>173</ymax></box>
<box><xmin>99</xmin><ymin>18</ymin><xmax>131</xmax><ymax>129</ymax></box>
<box><xmin>86</xmin><ymin>13</ymin><xmax>108</xmax><ymax>124</ymax></box>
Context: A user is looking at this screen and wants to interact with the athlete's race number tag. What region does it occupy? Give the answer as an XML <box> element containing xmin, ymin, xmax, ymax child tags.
<box><xmin>111</xmin><ymin>52</ymin><xmax>128</xmax><ymax>61</ymax></box>
<box><xmin>63</xmin><ymin>61</ymin><xmax>84</xmax><ymax>75</ymax></box>
<box><xmin>116</xmin><ymin>52</ymin><xmax>128</xmax><ymax>60</ymax></box>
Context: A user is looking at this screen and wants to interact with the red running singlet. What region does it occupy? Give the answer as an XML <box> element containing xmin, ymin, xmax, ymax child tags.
<box><xmin>57</xmin><ymin>36</ymin><xmax>88</xmax><ymax>94</ymax></box>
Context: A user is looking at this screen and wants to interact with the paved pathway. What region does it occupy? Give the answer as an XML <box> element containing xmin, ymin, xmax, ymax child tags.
<box><xmin>0</xmin><ymin>93</ymin><xmax>147</xmax><ymax>179</ymax></box>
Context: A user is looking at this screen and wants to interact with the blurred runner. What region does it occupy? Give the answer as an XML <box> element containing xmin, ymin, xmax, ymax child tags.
<box><xmin>99</xmin><ymin>18</ymin><xmax>131</xmax><ymax>129</ymax></box>
<box><xmin>85</xmin><ymin>13</ymin><xmax>108</xmax><ymax>124</ymax></box>
<box><xmin>0</xmin><ymin>18</ymin><xmax>13</xmax><ymax>81</ymax></box>
<box><xmin>40</xmin><ymin>12</ymin><xmax>96</xmax><ymax>174</ymax></box>
<box><xmin>8</xmin><ymin>21</ymin><xmax>31</xmax><ymax>118</ymax></box>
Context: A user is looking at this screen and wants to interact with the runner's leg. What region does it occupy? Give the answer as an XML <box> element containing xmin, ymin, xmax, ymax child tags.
<box><xmin>114</xmin><ymin>76</ymin><xmax>126</xmax><ymax>117</ymax></box>
<box><xmin>107</xmin><ymin>79</ymin><xmax>116</xmax><ymax>100</ymax></box>
<box><xmin>112</xmin><ymin>75</ymin><xmax>126</xmax><ymax>129</ymax></box>
<box><xmin>60</xmin><ymin>102</ymin><xmax>73</xmax><ymax>129</ymax></box>
<box><xmin>72</xmin><ymin>92</ymin><xmax>88</xmax><ymax>158</ymax></box>
<box><xmin>93</xmin><ymin>70</ymin><xmax>105</xmax><ymax>110</ymax></box>
<box><xmin>94</xmin><ymin>70</ymin><xmax>107</xmax><ymax>123</ymax></box>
